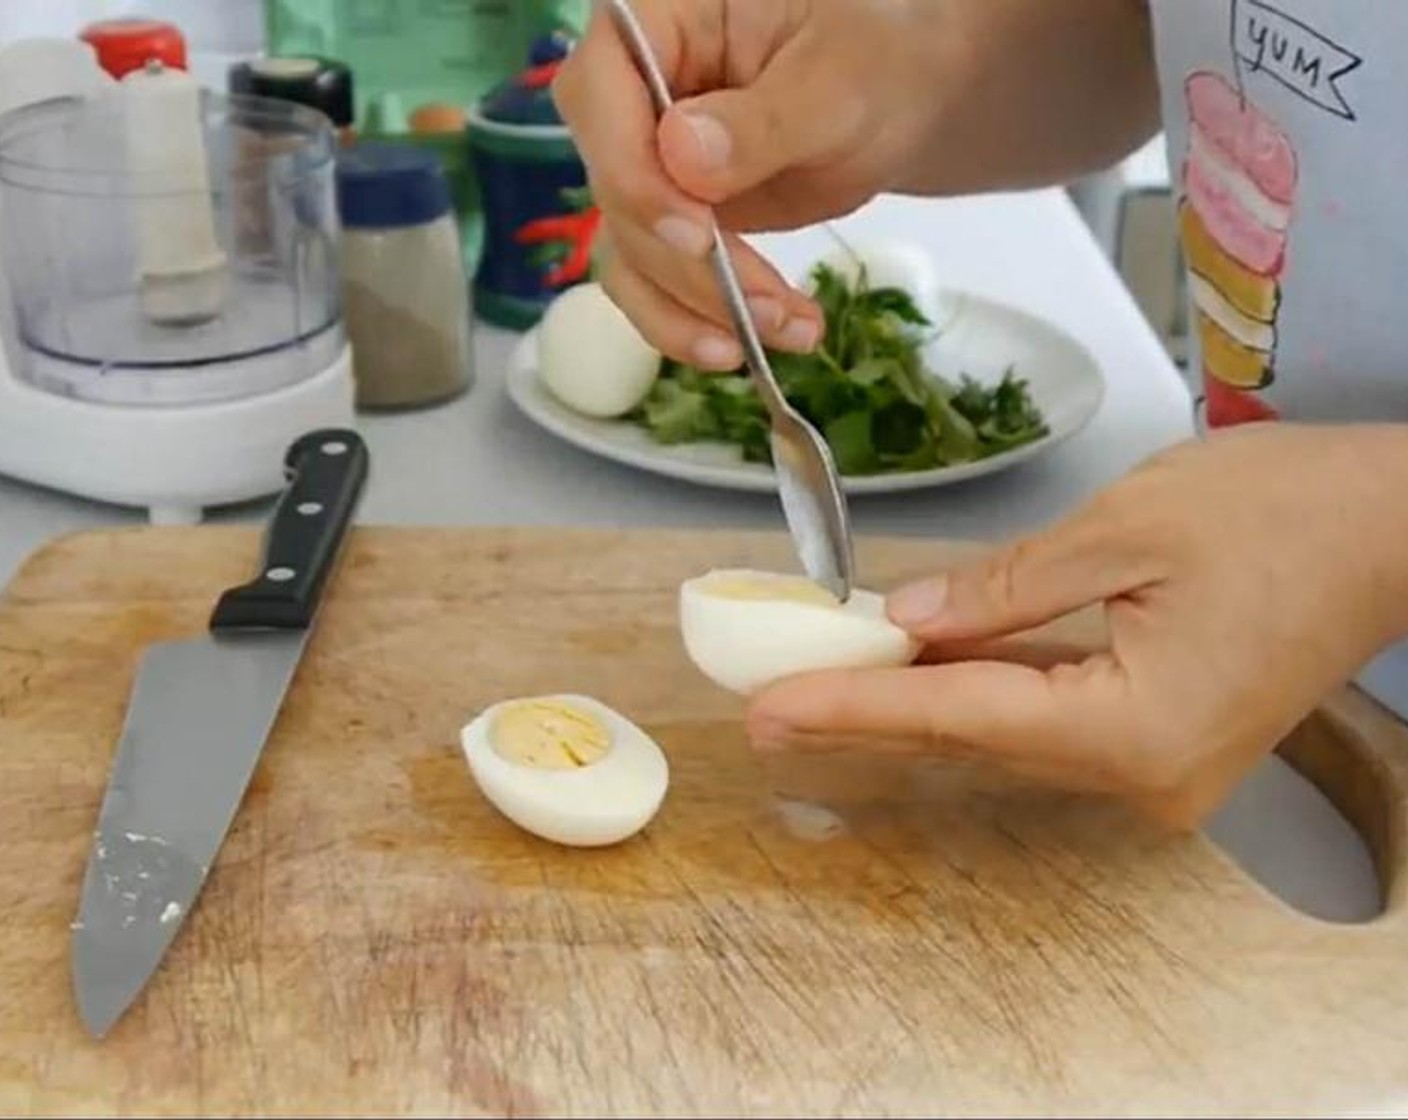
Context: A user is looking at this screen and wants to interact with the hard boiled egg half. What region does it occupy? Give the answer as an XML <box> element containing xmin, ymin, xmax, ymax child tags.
<box><xmin>460</xmin><ymin>694</ymin><xmax>669</xmax><ymax>847</ymax></box>
<box><xmin>679</xmin><ymin>569</ymin><xmax>922</xmax><ymax>696</ymax></box>
<box><xmin>538</xmin><ymin>282</ymin><xmax>663</xmax><ymax>419</ymax></box>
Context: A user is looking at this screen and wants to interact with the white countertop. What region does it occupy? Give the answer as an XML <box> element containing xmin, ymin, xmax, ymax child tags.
<box><xmin>0</xmin><ymin>186</ymin><xmax>1382</xmax><ymax>928</ymax></box>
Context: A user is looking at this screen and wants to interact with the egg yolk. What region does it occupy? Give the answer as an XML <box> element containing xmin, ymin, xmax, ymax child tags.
<box><xmin>701</xmin><ymin>573</ymin><xmax>839</xmax><ymax>608</ymax></box>
<box><xmin>490</xmin><ymin>700</ymin><xmax>612</xmax><ymax>770</ymax></box>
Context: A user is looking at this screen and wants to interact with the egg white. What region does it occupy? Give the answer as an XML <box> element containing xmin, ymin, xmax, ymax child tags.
<box><xmin>460</xmin><ymin>693</ymin><xmax>670</xmax><ymax>848</ymax></box>
<box><xmin>679</xmin><ymin>570</ymin><xmax>922</xmax><ymax>696</ymax></box>
<box><xmin>538</xmin><ymin>282</ymin><xmax>662</xmax><ymax>419</ymax></box>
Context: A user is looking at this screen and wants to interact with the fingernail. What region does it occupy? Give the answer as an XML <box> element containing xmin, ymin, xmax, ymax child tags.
<box><xmin>746</xmin><ymin>297</ymin><xmax>785</xmax><ymax>332</ymax></box>
<box><xmin>693</xmin><ymin>333</ymin><xmax>741</xmax><ymax>369</ymax></box>
<box><xmin>776</xmin><ymin>317</ymin><xmax>821</xmax><ymax>353</ymax></box>
<box><xmin>683</xmin><ymin>111</ymin><xmax>732</xmax><ymax>170</ymax></box>
<box><xmin>887</xmin><ymin>577</ymin><xmax>948</xmax><ymax>628</ymax></box>
<box><xmin>655</xmin><ymin>215</ymin><xmax>711</xmax><ymax>257</ymax></box>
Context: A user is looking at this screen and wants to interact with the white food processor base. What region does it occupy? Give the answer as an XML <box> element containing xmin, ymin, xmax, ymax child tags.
<box><xmin>0</xmin><ymin>344</ymin><xmax>356</xmax><ymax>525</ymax></box>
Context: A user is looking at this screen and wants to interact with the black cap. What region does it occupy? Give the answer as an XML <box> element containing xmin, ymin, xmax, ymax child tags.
<box><xmin>229</xmin><ymin>55</ymin><xmax>354</xmax><ymax>128</ymax></box>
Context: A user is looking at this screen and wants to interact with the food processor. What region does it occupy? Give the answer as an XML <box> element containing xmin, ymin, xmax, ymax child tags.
<box><xmin>0</xmin><ymin>37</ymin><xmax>354</xmax><ymax>525</ymax></box>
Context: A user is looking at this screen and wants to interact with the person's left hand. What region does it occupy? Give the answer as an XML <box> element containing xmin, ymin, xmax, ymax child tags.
<box><xmin>744</xmin><ymin>421</ymin><xmax>1408</xmax><ymax>829</ymax></box>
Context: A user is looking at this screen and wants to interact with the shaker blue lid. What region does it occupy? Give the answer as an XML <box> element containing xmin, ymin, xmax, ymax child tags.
<box><xmin>478</xmin><ymin>31</ymin><xmax>575</xmax><ymax>127</ymax></box>
<box><xmin>335</xmin><ymin>142</ymin><xmax>451</xmax><ymax>229</ymax></box>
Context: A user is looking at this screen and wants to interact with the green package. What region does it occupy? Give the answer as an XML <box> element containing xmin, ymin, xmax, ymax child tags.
<box><xmin>263</xmin><ymin>1</ymin><xmax>589</xmax><ymax>131</ymax></box>
<box><xmin>264</xmin><ymin>1</ymin><xmax>589</xmax><ymax>275</ymax></box>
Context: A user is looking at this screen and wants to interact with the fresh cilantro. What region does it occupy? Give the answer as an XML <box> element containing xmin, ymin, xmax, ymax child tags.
<box><xmin>626</xmin><ymin>260</ymin><xmax>1050</xmax><ymax>475</ymax></box>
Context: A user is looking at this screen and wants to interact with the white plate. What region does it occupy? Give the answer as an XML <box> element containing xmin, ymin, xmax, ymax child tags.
<box><xmin>505</xmin><ymin>289</ymin><xmax>1107</xmax><ymax>495</ymax></box>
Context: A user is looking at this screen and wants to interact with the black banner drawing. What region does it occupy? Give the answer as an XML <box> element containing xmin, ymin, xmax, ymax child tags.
<box><xmin>1234</xmin><ymin>0</ymin><xmax>1363</xmax><ymax>121</ymax></box>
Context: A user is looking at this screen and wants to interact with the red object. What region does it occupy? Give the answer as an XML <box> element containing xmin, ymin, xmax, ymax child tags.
<box><xmin>79</xmin><ymin>18</ymin><xmax>187</xmax><ymax>80</ymax></box>
<box><xmin>515</xmin><ymin>207</ymin><xmax>603</xmax><ymax>288</ymax></box>
<box><xmin>1203</xmin><ymin>374</ymin><xmax>1279</xmax><ymax>428</ymax></box>
<box><xmin>520</xmin><ymin>60</ymin><xmax>565</xmax><ymax>90</ymax></box>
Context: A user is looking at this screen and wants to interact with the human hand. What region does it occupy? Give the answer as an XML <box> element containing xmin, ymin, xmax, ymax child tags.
<box><xmin>745</xmin><ymin>423</ymin><xmax>1408</xmax><ymax>828</ymax></box>
<box><xmin>552</xmin><ymin>0</ymin><xmax>940</xmax><ymax>369</ymax></box>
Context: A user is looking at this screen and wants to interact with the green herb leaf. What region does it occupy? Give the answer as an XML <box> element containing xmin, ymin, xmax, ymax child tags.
<box><xmin>823</xmin><ymin>411</ymin><xmax>878</xmax><ymax>474</ymax></box>
<box><xmin>634</xmin><ymin>379</ymin><xmax>718</xmax><ymax>444</ymax></box>
<box><xmin>627</xmin><ymin>261</ymin><xmax>1049</xmax><ymax>476</ymax></box>
<box><xmin>871</xmin><ymin>400</ymin><xmax>928</xmax><ymax>461</ymax></box>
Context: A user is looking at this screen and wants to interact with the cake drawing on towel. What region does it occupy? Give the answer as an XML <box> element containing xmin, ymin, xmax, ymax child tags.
<box><xmin>1179</xmin><ymin>70</ymin><xmax>1299</xmax><ymax>427</ymax></box>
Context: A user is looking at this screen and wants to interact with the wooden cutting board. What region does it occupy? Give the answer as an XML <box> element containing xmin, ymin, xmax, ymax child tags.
<box><xmin>1</xmin><ymin>525</ymin><xmax>1406</xmax><ymax>1118</ymax></box>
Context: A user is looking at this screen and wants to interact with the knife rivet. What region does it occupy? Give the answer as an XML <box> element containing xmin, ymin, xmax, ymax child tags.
<box><xmin>296</xmin><ymin>502</ymin><xmax>324</xmax><ymax>516</ymax></box>
<box><xmin>321</xmin><ymin>440</ymin><xmax>348</xmax><ymax>456</ymax></box>
<box><xmin>266</xmin><ymin>567</ymin><xmax>297</xmax><ymax>582</ymax></box>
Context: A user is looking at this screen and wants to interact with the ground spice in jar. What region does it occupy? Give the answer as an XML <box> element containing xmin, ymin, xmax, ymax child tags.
<box><xmin>335</xmin><ymin>142</ymin><xmax>474</xmax><ymax>409</ymax></box>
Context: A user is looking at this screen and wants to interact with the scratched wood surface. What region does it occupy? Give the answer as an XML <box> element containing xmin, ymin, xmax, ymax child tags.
<box><xmin>1</xmin><ymin>525</ymin><xmax>1406</xmax><ymax>1118</ymax></box>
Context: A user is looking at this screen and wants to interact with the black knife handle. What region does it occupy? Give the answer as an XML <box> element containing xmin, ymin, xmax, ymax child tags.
<box><xmin>209</xmin><ymin>428</ymin><xmax>369</xmax><ymax>632</ymax></box>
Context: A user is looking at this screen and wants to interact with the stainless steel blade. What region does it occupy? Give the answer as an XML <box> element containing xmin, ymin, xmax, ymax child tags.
<box><xmin>72</xmin><ymin>628</ymin><xmax>308</xmax><ymax>1037</ymax></box>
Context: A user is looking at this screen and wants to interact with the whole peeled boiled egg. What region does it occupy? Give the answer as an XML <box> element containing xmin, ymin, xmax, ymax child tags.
<box><xmin>538</xmin><ymin>282</ymin><xmax>663</xmax><ymax>419</ymax></box>
<box><xmin>460</xmin><ymin>693</ymin><xmax>669</xmax><ymax>847</ymax></box>
<box><xmin>809</xmin><ymin>238</ymin><xmax>941</xmax><ymax>319</ymax></box>
<box><xmin>679</xmin><ymin>569</ymin><xmax>922</xmax><ymax>696</ymax></box>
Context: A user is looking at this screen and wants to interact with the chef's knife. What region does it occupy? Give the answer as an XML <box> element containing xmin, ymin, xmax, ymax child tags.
<box><xmin>72</xmin><ymin>428</ymin><xmax>369</xmax><ymax>1039</ymax></box>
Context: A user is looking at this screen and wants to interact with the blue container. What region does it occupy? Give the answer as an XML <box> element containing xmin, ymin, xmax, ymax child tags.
<box><xmin>466</xmin><ymin>32</ymin><xmax>598</xmax><ymax>331</ymax></box>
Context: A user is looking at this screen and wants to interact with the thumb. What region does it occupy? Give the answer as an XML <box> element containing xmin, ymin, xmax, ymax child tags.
<box><xmin>886</xmin><ymin>514</ymin><xmax>1166</xmax><ymax>644</ymax></box>
<box><xmin>657</xmin><ymin>45</ymin><xmax>863</xmax><ymax>203</ymax></box>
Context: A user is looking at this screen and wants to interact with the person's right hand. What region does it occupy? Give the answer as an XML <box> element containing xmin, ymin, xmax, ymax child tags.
<box><xmin>552</xmin><ymin>0</ymin><xmax>941</xmax><ymax>371</ymax></box>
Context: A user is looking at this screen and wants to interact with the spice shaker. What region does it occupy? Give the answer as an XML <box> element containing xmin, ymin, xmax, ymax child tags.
<box><xmin>467</xmin><ymin>32</ymin><xmax>600</xmax><ymax>329</ymax></box>
<box><xmin>226</xmin><ymin>56</ymin><xmax>356</xmax><ymax>266</ymax></box>
<box><xmin>228</xmin><ymin>56</ymin><xmax>356</xmax><ymax>145</ymax></box>
<box><xmin>335</xmin><ymin>142</ymin><xmax>475</xmax><ymax>410</ymax></box>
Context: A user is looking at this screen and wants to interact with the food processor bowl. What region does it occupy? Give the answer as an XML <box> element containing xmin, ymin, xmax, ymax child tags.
<box><xmin>0</xmin><ymin>79</ymin><xmax>344</xmax><ymax>406</ymax></box>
